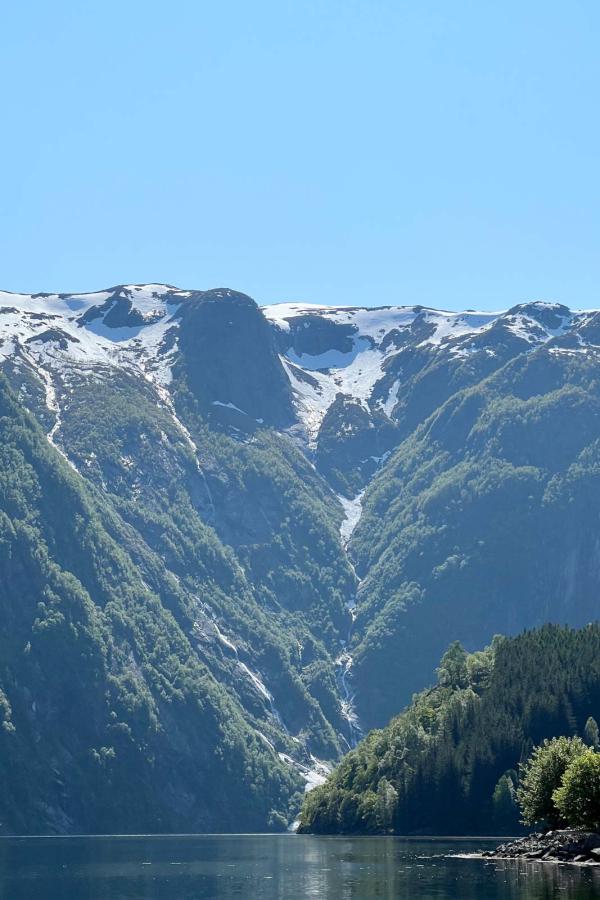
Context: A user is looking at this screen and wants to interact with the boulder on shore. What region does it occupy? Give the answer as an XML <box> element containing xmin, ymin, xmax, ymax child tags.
<box><xmin>483</xmin><ymin>830</ymin><xmax>600</xmax><ymax>865</ymax></box>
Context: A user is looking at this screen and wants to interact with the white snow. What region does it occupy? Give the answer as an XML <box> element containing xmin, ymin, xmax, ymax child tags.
<box><xmin>380</xmin><ymin>378</ymin><xmax>400</xmax><ymax>418</ymax></box>
<box><xmin>264</xmin><ymin>303</ymin><xmax>416</xmax><ymax>337</ymax></box>
<box><xmin>262</xmin><ymin>301</ymin><xmax>590</xmax><ymax>442</ymax></box>
<box><xmin>0</xmin><ymin>286</ymin><xmax>184</xmax><ymax>394</ymax></box>
<box><xmin>0</xmin><ymin>287</ymin><xmax>595</xmax><ymax>484</ymax></box>
<box><xmin>263</xmin><ymin>304</ymin><xmax>499</xmax><ymax>440</ymax></box>
<box><xmin>419</xmin><ymin>309</ymin><xmax>499</xmax><ymax>347</ymax></box>
<box><xmin>11</xmin><ymin>290</ymin><xmax>201</xmax><ymax>481</ymax></box>
<box><xmin>339</xmin><ymin>491</ymin><xmax>364</xmax><ymax>544</ymax></box>
<box><xmin>286</xmin><ymin>336</ymin><xmax>372</xmax><ymax>371</ymax></box>
<box><xmin>503</xmin><ymin>310</ymin><xmax>573</xmax><ymax>344</ymax></box>
<box><xmin>283</xmin><ymin>338</ymin><xmax>394</xmax><ymax>442</ymax></box>
<box><xmin>282</xmin><ymin>360</ymin><xmax>339</xmax><ymax>445</ymax></box>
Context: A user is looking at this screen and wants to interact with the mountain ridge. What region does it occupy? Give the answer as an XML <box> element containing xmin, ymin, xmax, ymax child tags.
<box><xmin>1</xmin><ymin>281</ymin><xmax>599</xmax><ymax>832</ymax></box>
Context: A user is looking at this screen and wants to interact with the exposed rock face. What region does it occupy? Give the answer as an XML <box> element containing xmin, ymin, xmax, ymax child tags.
<box><xmin>273</xmin><ymin>312</ymin><xmax>358</xmax><ymax>357</ymax></box>
<box><xmin>78</xmin><ymin>291</ymin><xmax>150</xmax><ymax>328</ymax></box>
<box><xmin>176</xmin><ymin>289</ymin><xmax>295</xmax><ymax>428</ymax></box>
<box><xmin>25</xmin><ymin>329</ymin><xmax>80</xmax><ymax>350</ymax></box>
<box><xmin>316</xmin><ymin>395</ymin><xmax>398</xmax><ymax>495</ymax></box>
<box><xmin>484</xmin><ymin>830</ymin><xmax>600</xmax><ymax>864</ymax></box>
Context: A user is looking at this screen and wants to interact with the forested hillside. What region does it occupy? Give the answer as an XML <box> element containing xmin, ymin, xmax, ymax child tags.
<box><xmin>0</xmin><ymin>375</ymin><xmax>305</xmax><ymax>833</ymax></box>
<box><xmin>299</xmin><ymin>625</ymin><xmax>600</xmax><ymax>835</ymax></box>
<box><xmin>350</xmin><ymin>350</ymin><xmax>600</xmax><ymax>725</ymax></box>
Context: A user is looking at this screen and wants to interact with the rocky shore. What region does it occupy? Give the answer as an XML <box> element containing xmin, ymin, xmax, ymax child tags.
<box><xmin>483</xmin><ymin>830</ymin><xmax>600</xmax><ymax>865</ymax></box>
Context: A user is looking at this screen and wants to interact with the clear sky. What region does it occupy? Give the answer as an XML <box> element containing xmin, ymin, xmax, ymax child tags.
<box><xmin>1</xmin><ymin>1</ymin><xmax>599</xmax><ymax>310</ymax></box>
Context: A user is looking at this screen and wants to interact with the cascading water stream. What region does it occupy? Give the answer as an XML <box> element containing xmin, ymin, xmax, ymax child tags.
<box><xmin>335</xmin><ymin>495</ymin><xmax>364</xmax><ymax>749</ymax></box>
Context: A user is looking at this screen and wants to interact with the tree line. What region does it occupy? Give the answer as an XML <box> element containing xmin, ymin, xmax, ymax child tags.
<box><xmin>300</xmin><ymin>624</ymin><xmax>600</xmax><ymax>834</ymax></box>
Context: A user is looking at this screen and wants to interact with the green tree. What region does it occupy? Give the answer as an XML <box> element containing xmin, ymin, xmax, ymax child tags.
<box><xmin>553</xmin><ymin>751</ymin><xmax>600</xmax><ymax>831</ymax></box>
<box><xmin>437</xmin><ymin>641</ymin><xmax>469</xmax><ymax>689</ymax></box>
<box><xmin>492</xmin><ymin>770</ymin><xmax>518</xmax><ymax>831</ymax></box>
<box><xmin>584</xmin><ymin>716</ymin><xmax>600</xmax><ymax>750</ymax></box>
<box><xmin>517</xmin><ymin>736</ymin><xmax>587</xmax><ymax>827</ymax></box>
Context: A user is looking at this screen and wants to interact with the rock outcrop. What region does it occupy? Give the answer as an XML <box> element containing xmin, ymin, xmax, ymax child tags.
<box><xmin>484</xmin><ymin>830</ymin><xmax>600</xmax><ymax>865</ymax></box>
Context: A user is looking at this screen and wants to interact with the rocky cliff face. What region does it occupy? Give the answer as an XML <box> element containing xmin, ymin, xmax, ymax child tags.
<box><xmin>175</xmin><ymin>289</ymin><xmax>295</xmax><ymax>429</ymax></box>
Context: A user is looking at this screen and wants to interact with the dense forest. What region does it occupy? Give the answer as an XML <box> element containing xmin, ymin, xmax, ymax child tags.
<box><xmin>348</xmin><ymin>350</ymin><xmax>600</xmax><ymax>727</ymax></box>
<box><xmin>299</xmin><ymin>625</ymin><xmax>600</xmax><ymax>835</ymax></box>
<box><xmin>0</xmin><ymin>373</ymin><xmax>308</xmax><ymax>833</ymax></box>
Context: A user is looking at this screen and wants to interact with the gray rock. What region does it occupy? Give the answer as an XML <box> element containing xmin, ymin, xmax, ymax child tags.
<box><xmin>484</xmin><ymin>831</ymin><xmax>600</xmax><ymax>865</ymax></box>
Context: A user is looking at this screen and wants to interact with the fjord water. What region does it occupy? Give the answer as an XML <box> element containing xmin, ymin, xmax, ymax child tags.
<box><xmin>0</xmin><ymin>836</ymin><xmax>597</xmax><ymax>899</ymax></box>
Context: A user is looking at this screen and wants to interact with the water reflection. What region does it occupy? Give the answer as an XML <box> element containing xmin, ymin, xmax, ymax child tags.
<box><xmin>0</xmin><ymin>835</ymin><xmax>597</xmax><ymax>900</ymax></box>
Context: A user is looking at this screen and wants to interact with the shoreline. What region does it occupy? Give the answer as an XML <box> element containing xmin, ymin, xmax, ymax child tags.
<box><xmin>478</xmin><ymin>830</ymin><xmax>600</xmax><ymax>866</ymax></box>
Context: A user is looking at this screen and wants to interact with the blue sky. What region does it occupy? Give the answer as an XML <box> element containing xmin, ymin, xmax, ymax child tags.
<box><xmin>1</xmin><ymin>1</ymin><xmax>598</xmax><ymax>309</ymax></box>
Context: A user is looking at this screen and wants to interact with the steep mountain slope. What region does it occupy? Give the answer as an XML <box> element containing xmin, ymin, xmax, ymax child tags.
<box><xmin>299</xmin><ymin>624</ymin><xmax>600</xmax><ymax>835</ymax></box>
<box><xmin>0</xmin><ymin>286</ymin><xmax>359</xmax><ymax>832</ymax></box>
<box><xmin>1</xmin><ymin>283</ymin><xmax>600</xmax><ymax>831</ymax></box>
<box><xmin>0</xmin><ymin>375</ymin><xmax>300</xmax><ymax>833</ymax></box>
<box><xmin>350</xmin><ymin>349</ymin><xmax>600</xmax><ymax>725</ymax></box>
<box><xmin>265</xmin><ymin>299</ymin><xmax>600</xmax><ymax>726</ymax></box>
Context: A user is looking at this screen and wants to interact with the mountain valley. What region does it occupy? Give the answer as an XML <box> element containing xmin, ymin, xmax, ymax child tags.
<box><xmin>0</xmin><ymin>283</ymin><xmax>599</xmax><ymax>831</ymax></box>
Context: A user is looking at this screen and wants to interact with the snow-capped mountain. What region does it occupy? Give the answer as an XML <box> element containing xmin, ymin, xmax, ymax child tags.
<box><xmin>2</xmin><ymin>284</ymin><xmax>597</xmax><ymax>452</ymax></box>
<box><xmin>2</xmin><ymin>282</ymin><xmax>600</xmax><ymax>834</ymax></box>
<box><xmin>3</xmin><ymin>283</ymin><xmax>600</xmax><ymax>500</ymax></box>
<box><xmin>264</xmin><ymin>299</ymin><xmax>593</xmax><ymax>439</ymax></box>
<box><xmin>0</xmin><ymin>284</ymin><xmax>201</xmax><ymax>409</ymax></box>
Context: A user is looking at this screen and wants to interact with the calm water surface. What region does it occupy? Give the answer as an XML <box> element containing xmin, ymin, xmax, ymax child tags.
<box><xmin>0</xmin><ymin>835</ymin><xmax>597</xmax><ymax>899</ymax></box>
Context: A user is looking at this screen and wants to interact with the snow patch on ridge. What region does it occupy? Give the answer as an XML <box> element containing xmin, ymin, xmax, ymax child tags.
<box><xmin>264</xmin><ymin>304</ymin><xmax>500</xmax><ymax>440</ymax></box>
<box><xmin>0</xmin><ymin>285</ymin><xmax>186</xmax><ymax>391</ymax></box>
<box><xmin>263</xmin><ymin>301</ymin><xmax>588</xmax><ymax>442</ymax></box>
<box><xmin>380</xmin><ymin>378</ymin><xmax>400</xmax><ymax>418</ymax></box>
<box><xmin>286</xmin><ymin>336</ymin><xmax>372</xmax><ymax>371</ymax></box>
<box><xmin>419</xmin><ymin>309</ymin><xmax>499</xmax><ymax>346</ymax></box>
